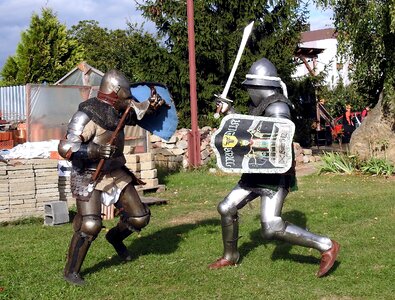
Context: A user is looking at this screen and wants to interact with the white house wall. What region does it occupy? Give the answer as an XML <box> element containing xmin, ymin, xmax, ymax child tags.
<box><xmin>293</xmin><ymin>38</ymin><xmax>350</xmax><ymax>89</ymax></box>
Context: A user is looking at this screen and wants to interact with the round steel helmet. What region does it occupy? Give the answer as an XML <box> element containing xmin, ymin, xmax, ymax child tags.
<box><xmin>242</xmin><ymin>58</ymin><xmax>281</xmax><ymax>88</ymax></box>
<box><xmin>98</xmin><ymin>69</ymin><xmax>132</xmax><ymax>103</ymax></box>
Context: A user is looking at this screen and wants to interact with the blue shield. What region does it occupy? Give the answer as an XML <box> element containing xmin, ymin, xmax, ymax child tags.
<box><xmin>130</xmin><ymin>82</ymin><xmax>178</xmax><ymax>141</ymax></box>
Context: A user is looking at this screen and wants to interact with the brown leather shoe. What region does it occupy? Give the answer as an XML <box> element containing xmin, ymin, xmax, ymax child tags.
<box><xmin>317</xmin><ymin>240</ymin><xmax>340</xmax><ymax>277</ymax></box>
<box><xmin>208</xmin><ymin>257</ymin><xmax>236</xmax><ymax>269</ymax></box>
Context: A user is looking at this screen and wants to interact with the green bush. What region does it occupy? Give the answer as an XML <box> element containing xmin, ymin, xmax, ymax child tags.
<box><xmin>361</xmin><ymin>157</ymin><xmax>395</xmax><ymax>176</ymax></box>
<box><xmin>320</xmin><ymin>152</ymin><xmax>395</xmax><ymax>176</ymax></box>
<box><xmin>319</xmin><ymin>152</ymin><xmax>358</xmax><ymax>174</ymax></box>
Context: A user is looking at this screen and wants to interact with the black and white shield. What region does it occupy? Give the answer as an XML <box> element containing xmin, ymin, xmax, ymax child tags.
<box><xmin>211</xmin><ymin>114</ymin><xmax>295</xmax><ymax>173</ymax></box>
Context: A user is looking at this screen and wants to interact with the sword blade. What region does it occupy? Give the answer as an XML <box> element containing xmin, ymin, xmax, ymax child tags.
<box><xmin>220</xmin><ymin>21</ymin><xmax>254</xmax><ymax>100</ymax></box>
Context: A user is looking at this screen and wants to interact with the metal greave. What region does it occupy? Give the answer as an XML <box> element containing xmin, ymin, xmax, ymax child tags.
<box><xmin>64</xmin><ymin>232</ymin><xmax>92</xmax><ymax>276</ymax></box>
<box><xmin>271</xmin><ymin>222</ymin><xmax>332</xmax><ymax>252</ymax></box>
<box><xmin>260</xmin><ymin>187</ymin><xmax>332</xmax><ymax>252</ymax></box>
<box><xmin>221</xmin><ymin>214</ymin><xmax>240</xmax><ymax>263</ymax></box>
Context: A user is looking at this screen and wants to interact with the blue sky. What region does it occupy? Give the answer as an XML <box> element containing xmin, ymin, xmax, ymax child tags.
<box><xmin>0</xmin><ymin>0</ymin><xmax>333</xmax><ymax>71</ymax></box>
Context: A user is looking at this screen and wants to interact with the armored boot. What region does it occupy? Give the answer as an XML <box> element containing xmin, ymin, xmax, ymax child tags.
<box><xmin>64</xmin><ymin>232</ymin><xmax>92</xmax><ymax>285</ymax></box>
<box><xmin>209</xmin><ymin>215</ymin><xmax>239</xmax><ymax>269</ymax></box>
<box><xmin>317</xmin><ymin>240</ymin><xmax>340</xmax><ymax>277</ymax></box>
<box><xmin>105</xmin><ymin>224</ymin><xmax>133</xmax><ymax>261</ymax></box>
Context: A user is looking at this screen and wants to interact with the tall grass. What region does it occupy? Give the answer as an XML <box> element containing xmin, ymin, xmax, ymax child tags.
<box><xmin>0</xmin><ymin>170</ymin><xmax>394</xmax><ymax>299</ymax></box>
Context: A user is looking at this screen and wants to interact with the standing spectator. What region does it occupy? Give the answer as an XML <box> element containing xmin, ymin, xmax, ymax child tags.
<box><xmin>342</xmin><ymin>104</ymin><xmax>355</xmax><ymax>143</ymax></box>
<box><xmin>316</xmin><ymin>98</ymin><xmax>333</xmax><ymax>145</ymax></box>
<box><xmin>361</xmin><ymin>105</ymin><xmax>370</xmax><ymax>121</ymax></box>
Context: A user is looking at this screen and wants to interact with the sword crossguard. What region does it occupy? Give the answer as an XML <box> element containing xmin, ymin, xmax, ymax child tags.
<box><xmin>214</xmin><ymin>94</ymin><xmax>233</xmax><ymax>103</ymax></box>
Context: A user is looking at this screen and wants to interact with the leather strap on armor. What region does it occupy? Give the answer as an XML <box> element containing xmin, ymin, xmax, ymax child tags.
<box><xmin>97</xmin><ymin>90</ymin><xmax>118</xmax><ymax>106</ymax></box>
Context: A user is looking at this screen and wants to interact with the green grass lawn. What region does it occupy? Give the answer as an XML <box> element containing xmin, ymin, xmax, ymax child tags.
<box><xmin>0</xmin><ymin>169</ymin><xmax>394</xmax><ymax>299</ymax></box>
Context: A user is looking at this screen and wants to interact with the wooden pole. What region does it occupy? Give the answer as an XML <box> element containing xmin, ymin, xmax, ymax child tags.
<box><xmin>186</xmin><ymin>0</ymin><xmax>201</xmax><ymax>167</ymax></box>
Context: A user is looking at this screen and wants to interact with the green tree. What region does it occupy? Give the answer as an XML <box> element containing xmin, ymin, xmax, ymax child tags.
<box><xmin>0</xmin><ymin>8</ymin><xmax>84</xmax><ymax>86</ymax></box>
<box><xmin>69</xmin><ymin>20</ymin><xmax>170</xmax><ymax>83</ymax></box>
<box><xmin>68</xmin><ymin>20</ymin><xmax>111</xmax><ymax>72</ymax></box>
<box><xmin>137</xmin><ymin>0</ymin><xmax>308</xmax><ymax>127</ymax></box>
<box><xmin>315</xmin><ymin>0</ymin><xmax>395</xmax><ymax>107</ymax></box>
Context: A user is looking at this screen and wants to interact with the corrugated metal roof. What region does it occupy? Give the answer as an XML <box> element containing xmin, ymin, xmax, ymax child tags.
<box><xmin>0</xmin><ymin>85</ymin><xmax>26</xmax><ymax>122</ymax></box>
<box><xmin>55</xmin><ymin>61</ymin><xmax>104</xmax><ymax>86</ymax></box>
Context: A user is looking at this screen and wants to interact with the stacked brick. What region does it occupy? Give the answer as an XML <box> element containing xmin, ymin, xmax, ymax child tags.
<box><xmin>0</xmin><ymin>159</ymin><xmax>60</xmax><ymax>223</ymax></box>
<box><xmin>124</xmin><ymin>152</ymin><xmax>160</xmax><ymax>191</ymax></box>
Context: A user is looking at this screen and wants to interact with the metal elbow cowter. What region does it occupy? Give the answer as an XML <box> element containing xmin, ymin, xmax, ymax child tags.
<box><xmin>58</xmin><ymin>139</ymin><xmax>74</xmax><ymax>160</ymax></box>
<box><xmin>58</xmin><ymin>111</ymin><xmax>90</xmax><ymax>160</ymax></box>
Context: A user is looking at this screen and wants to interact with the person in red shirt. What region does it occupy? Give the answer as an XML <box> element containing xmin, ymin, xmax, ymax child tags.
<box><xmin>342</xmin><ymin>104</ymin><xmax>355</xmax><ymax>143</ymax></box>
<box><xmin>361</xmin><ymin>105</ymin><xmax>370</xmax><ymax>121</ymax></box>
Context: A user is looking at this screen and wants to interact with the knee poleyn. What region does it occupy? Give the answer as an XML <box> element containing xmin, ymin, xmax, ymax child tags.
<box><xmin>217</xmin><ymin>202</ymin><xmax>237</xmax><ymax>216</ymax></box>
<box><xmin>80</xmin><ymin>215</ymin><xmax>102</xmax><ymax>237</ymax></box>
<box><xmin>126</xmin><ymin>212</ymin><xmax>151</xmax><ymax>231</ymax></box>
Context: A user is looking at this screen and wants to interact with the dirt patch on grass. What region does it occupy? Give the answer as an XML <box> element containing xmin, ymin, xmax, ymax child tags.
<box><xmin>296</xmin><ymin>162</ymin><xmax>320</xmax><ymax>177</ymax></box>
<box><xmin>168</xmin><ymin>210</ymin><xmax>218</xmax><ymax>225</ymax></box>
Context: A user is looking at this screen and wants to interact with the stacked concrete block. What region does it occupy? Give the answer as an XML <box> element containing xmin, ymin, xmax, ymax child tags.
<box><xmin>0</xmin><ymin>164</ymin><xmax>9</xmax><ymax>220</ymax></box>
<box><xmin>58</xmin><ymin>176</ymin><xmax>73</xmax><ymax>207</ymax></box>
<box><xmin>125</xmin><ymin>153</ymin><xmax>141</xmax><ymax>176</ymax></box>
<box><xmin>0</xmin><ymin>159</ymin><xmax>64</xmax><ymax>223</ymax></box>
<box><xmin>33</xmin><ymin>159</ymin><xmax>60</xmax><ymax>207</ymax></box>
<box><xmin>7</xmin><ymin>163</ymin><xmax>37</xmax><ymax>220</ymax></box>
<box><xmin>138</xmin><ymin>152</ymin><xmax>158</xmax><ymax>188</ymax></box>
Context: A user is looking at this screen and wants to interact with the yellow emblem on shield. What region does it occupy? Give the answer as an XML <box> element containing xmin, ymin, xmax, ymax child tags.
<box><xmin>222</xmin><ymin>135</ymin><xmax>238</xmax><ymax>148</ymax></box>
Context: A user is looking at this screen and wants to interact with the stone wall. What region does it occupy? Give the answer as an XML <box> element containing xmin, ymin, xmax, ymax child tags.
<box><xmin>149</xmin><ymin>127</ymin><xmax>318</xmax><ymax>169</ymax></box>
<box><xmin>150</xmin><ymin>127</ymin><xmax>213</xmax><ymax>170</ymax></box>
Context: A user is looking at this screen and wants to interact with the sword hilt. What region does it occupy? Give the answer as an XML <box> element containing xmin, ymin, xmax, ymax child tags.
<box><xmin>213</xmin><ymin>94</ymin><xmax>233</xmax><ymax>119</ymax></box>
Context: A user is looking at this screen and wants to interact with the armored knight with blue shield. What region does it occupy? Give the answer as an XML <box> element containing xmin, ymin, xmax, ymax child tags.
<box><xmin>58</xmin><ymin>69</ymin><xmax>170</xmax><ymax>285</ymax></box>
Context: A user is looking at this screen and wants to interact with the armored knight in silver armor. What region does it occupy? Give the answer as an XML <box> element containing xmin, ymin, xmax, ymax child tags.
<box><xmin>208</xmin><ymin>58</ymin><xmax>340</xmax><ymax>277</ymax></box>
<box><xmin>59</xmin><ymin>69</ymin><xmax>165</xmax><ymax>285</ymax></box>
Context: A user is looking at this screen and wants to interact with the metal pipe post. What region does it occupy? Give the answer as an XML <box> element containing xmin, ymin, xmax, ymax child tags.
<box><xmin>186</xmin><ymin>0</ymin><xmax>201</xmax><ymax>166</ymax></box>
